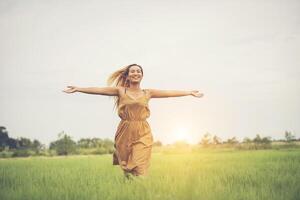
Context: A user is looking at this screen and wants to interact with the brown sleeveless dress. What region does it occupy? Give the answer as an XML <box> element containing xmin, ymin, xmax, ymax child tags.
<box><xmin>113</xmin><ymin>88</ymin><xmax>154</xmax><ymax>176</ymax></box>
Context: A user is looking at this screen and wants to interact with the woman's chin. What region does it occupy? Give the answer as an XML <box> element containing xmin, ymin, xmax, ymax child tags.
<box><xmin>131</xmin><ymin>80</ymin><xmax>140</xmax><ymax>83</ymax></box>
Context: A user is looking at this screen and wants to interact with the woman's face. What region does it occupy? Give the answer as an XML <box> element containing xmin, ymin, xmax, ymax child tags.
<box><xmin>127</xmin><ymin>65</ymin><xmax>143</xmax><ymax>83</ymax></box>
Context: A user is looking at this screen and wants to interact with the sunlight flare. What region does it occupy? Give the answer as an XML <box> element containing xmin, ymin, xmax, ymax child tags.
<box><xmin>171</xmin><ymin>126</ymin><xmax>194</xmax><ymax>144</ymax></box>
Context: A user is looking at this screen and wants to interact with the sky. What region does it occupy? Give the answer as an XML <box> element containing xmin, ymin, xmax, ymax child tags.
<box><xmin>1</xmin><ymin>0</ymin><xmax>299</xmax><ymax>147</ymax></box>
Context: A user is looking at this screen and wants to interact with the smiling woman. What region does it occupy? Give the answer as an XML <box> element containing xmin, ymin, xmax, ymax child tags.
<box><xmin>62</xmin><ymin>63</ymin><xmax>204</xmax><ymax>180</ymax></box>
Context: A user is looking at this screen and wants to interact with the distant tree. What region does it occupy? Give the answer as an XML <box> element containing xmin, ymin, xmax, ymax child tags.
<box><xmin>200</xmin><ymin>133</ymin><xmax>212</xmax><ymax>146</ymax></box>
<box><xmin>0</xmin><ymin>127</ymin><xmax>8</xmax><ymax>138</ymax></box>
<box><xmin>0</xmin><ymin>126</ymin><xmax>9</xmax><ymax>151</ymax></box>
<box><xmin>1</xmin><ymin>127</ymin><xmax>44</xmax><ymax>153</ymax></box>
<box><xmin>16</xmin><ymin>137</ymin><xmax>32</xmax><ymax>149</ymax></box>
<box><xmin>102</xmin><ymin>138</ymin><xmax>114</xmax><ymax>153</ymax></box>
<box><xmin>261</xmin><ymin>136</ymin><xmax>272</xmax><ymax>144</ymax></box>
<box><xmin>153</xmin><ymin>140</ymin><xmax>163</xmax><ymax>147</ymax></box>
<box><xmin>49</xmin><ymin>131</ymin><xmax>76</xmax><ymax>155</ymax></box>
<box><xmin>212</xmin><ymin>135</ymin><xmax>222</xmax><ymax>145</ymax></box>
<box><xmin>253</xmin><ymin>134</ymin><xmax>262</xmax><ymax>144</ymax></box>
<box><xmin>91</xmin><ymin>137</ymin><xmax>103</xmax><ymax>148</ymax></box>
<box><xmin>76</xmin><ymin>137</ymin><xmax>114</xmax><ymax>154</ymax></box>
<box><xmin>77</xmin><ymin>138</ymin><xmax>92</xmax><ymax>148</ymax></box>
<box><xmin>0</xmin><ymin>126</ymin><xmax>18</xmax><ymax>150</ymax></box>
<box><xmin>243</xmin><ymin>137</ymin><xmax>252</xmax><ymax>143</ymax></box>
<box><xmin>6</xmin><ymin>138</ymin><xmax>18</xmax><ymax>149</ymax></box>
<box><xmin>32</xmin><ymin>139</ymin><xmax>44</xmax><ymax>153</ymax></box>
<box><xmin>226</xmin><ymin>137</ymin><xmax>239</xmax><ymax>145</ymax></box>
<box><xmin>251</xmin><ymin>134</ymin><xmax>272</xmax><ymax>149</ymax></box>
<box><xmin>285</xmin><ymin>131</ymin><xmax>295</xmax><ymax>143</ymax></box>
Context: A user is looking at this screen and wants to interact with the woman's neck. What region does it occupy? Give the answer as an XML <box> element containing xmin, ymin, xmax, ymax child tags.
<box><xmin>128</xmin><ymin>82</ymin><xmax>141</xmax><ymax>90</ymax></box>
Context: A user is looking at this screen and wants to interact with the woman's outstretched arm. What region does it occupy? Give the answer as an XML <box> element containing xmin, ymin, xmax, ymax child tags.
<box><xmin>148</xmin><ymin>89</ymin><xmax>204</xmax><ymax>98</ymax></box>
<box><xmin>62</xmin><ymin>86</ymin><xmax>119</xmax><ymax>96</ymax></box>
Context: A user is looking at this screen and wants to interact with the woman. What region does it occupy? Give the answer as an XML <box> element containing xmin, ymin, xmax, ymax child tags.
<box><xmin>62</xmin><ymin>64</ymin><xmax>204</xmax><ymax>179</ymax></box>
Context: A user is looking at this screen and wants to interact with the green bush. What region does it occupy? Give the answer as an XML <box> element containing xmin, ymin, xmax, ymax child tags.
<box><xmin>49</xmin><ymin>132</ymin><xmax>77</xmax><ymax>155</ymax></box>
<box><xmin>0</xmin><ymin>150</ymin><xmax>14</xmax><ymax>158</ymax></box>
<box><xmin>12</xmin><ymin>149</ymin><xmax>31</xmax><ymax>157</ymax></box>
<box><xmin>92</xmin><ymin>147</ymin><xmax>108</xmax><ymax>155</ymax></box>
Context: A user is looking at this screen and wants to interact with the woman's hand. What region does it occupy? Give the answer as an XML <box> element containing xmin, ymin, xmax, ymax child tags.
<box><xmin>190</xmin><ymin>90</ymin><xmax>204</xmax><ymax>98</ymax></box>
<box><xmin>62</xmin><ymin>86</ymin><xmax>78</xmax><ymax>93</ymax></box>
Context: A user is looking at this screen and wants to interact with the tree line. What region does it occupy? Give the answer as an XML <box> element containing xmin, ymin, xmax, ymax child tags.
<box><xmin>0</xmin><ymin>126</ymin><xmax>299</xmax><ymax>158</ymax></box>
<box><xmin>0</xmin><ymin>127</ymin><xmax>114</xmax><ymax>158</ymax></box>
<box><xmin>200</xmin><ymin>131</ymin><xmax>298</xmax><ymax>145</ymax></box>
<box><xmin>196</xmin><ymin>131</ymin><xmax>299</xmax><ymax>150</ymax></box>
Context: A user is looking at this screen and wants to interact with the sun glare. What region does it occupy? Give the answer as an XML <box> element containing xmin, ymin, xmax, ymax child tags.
<box><xmin>171</xmin><ymin>127</ymin><xmax>194</xmax><ymax>144</ymax></box>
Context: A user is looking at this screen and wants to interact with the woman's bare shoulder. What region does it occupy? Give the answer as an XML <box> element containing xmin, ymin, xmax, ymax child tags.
<box><xmin>144</xmin><ymin>88</ymin><xmax>154</xmax><ymax>92</ymax></box>
<box><xmin>143</xmin><ymin>88</ymin><xmax>152</xmax><ymax>97</ymax></box>
<box><xmin>116</xmin><ymin>86</ymin><xmax>126</xmax><ymax>95</ymax></box>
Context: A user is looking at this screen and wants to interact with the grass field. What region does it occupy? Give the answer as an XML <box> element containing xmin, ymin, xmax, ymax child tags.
<box><xmin>0</xmin><ymin>148</ymin><xmax>299</xmax><ymax>200</ymax></box>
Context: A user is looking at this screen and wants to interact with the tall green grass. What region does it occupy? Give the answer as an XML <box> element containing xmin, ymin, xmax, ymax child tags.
<box><xmin>0</xmin><ymin>148</ymin><xmax>299</xmax><ymax>200</ymax></box>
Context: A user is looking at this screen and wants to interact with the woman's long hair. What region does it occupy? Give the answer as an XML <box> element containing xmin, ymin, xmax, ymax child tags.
<box><xmin>107</xmin><ymin>64</ymin><xmax>143</xmax><ymax>111</ymax></box>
